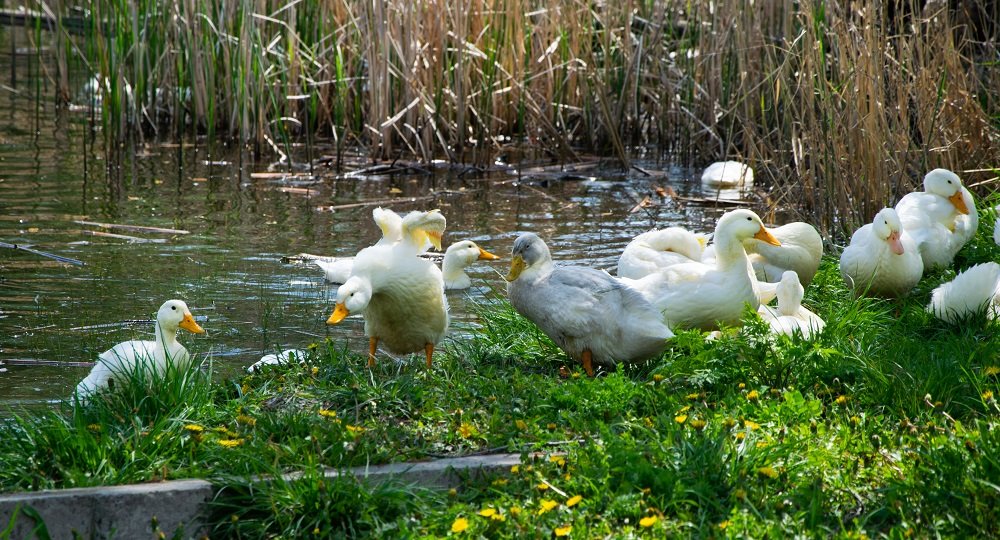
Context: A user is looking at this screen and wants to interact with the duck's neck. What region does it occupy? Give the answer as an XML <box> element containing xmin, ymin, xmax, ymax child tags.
<box><xmin>441</xmin><ymin>252</ymin><xmax>467</xmax><ymax>282</ymax></box>
<box><xmin>154</xmin><ymin>321</ymin><xmax>179</xmax><ymax>358</ymax></box>
<box><xmin>713</xmin><ymin>233</ymin><xmax>750</xmax><ymax>270</ymax></box>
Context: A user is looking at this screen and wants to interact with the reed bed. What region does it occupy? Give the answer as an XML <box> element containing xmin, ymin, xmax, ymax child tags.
<box><xmin>44</xmin><ymin>0</ymin><xmax>1000</xmax><ymax>230</ymax></box>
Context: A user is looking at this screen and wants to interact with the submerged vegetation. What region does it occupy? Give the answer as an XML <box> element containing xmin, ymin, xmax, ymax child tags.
<box><xmin>34</xmin><ymin>0</ymin><xmax>1000</xmax><ymax>230</ymax></box>
<box><xmin>2</xmin><ymin>203</ymin><xmax>1000</xmax><ymax>537</ymax></box>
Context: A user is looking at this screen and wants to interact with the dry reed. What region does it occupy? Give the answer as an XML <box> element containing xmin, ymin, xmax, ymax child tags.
<box><xmin>42</xmin><ymin>0</ymin><xmax>1000</xmax><ymax>230</ymax></box>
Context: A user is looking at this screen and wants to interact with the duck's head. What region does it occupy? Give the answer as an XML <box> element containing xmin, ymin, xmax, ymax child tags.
<box><xmin>327</xmin><ymin>276</ymin><xmax>372</xmax><ymax>324</ymax></box>
<box><xmin>401</xmin><ymin>209</ymin><xmax>447</xmax><ymax>250</ymax></box>
<box><xmin>924</xmin><ymin>168</ymin><xmax>969</xmax><ymax>215</ymax></box>
<box><xmin>445</xmin><ymin>240</ymin><xmax>500</xmax><ymax>268</ymax></box>
<box><xmin>506</xmin><ymin>233</ymin><xmax>552</xmax><ymax>282</ymax></box>
<box><xmin>157</xmin><ymin>299</ymin><xmax>205</xmax><ymax>334</ymax></box>
<box><xmin>776</xmin><ymin>271</ymin><xmax>805</xmax><ymax>314</ymax></box>
<box><xmin>716</xmin><ymin>209</ymin><xmax>781</xmax><ymax>246</ymax></box>
<box><xmin>872</xmin><ymin>207</ymin><xmax>906</xmax><ymax>255</ymax></box>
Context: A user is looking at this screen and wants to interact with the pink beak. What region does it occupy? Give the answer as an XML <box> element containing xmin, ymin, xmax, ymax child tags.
<box><xmin>887</xmin><ymin>231</ymin><xmax>904</xmax><ymax>255</ymax></box>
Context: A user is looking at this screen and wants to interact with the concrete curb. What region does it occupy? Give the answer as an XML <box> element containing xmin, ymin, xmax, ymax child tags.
<box><xmin>0</xmin><ymin>452</ymin><xmax>534</xmax><ymax>539</ymax></box>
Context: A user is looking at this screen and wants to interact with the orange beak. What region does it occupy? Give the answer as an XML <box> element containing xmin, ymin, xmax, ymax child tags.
<box><xmin>948</xmin><ymin>191</ymin><xmax>970</xmax><ymax>215</ymax></box>
<box><xmin>754</xmin><ymin>226</ymin><xmax>781</xmax><ymax>246</ymax></box>
<box><xmin>178</xmin><ymin>313</ymin><xmax>205</xmax><ymax>334</ymax></box>
<box><xmin>327</xmin><ymin>303</ymin><xmax>350</xmax><ymax>325</ymax></box>
<box><xmin>477</xmin><ymin>247</ymin><xmax>500</xmax><ymax>261</ymax></box>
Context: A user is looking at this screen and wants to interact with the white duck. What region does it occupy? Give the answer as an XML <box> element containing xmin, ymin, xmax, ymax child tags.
<box><xmin>895</xmin><ymin>168</ymin><xmax>976</xmax><ymax>269</ymax></box>
<box><xmin>75</xmin><ymin>299</ymin><xmax>205</xmax><ymax>399</ymax></box>
<box><xmin>623</xmin><ymin>209</ymin><xmax>781</xmax><ymax>331</ymax></box>
<box><xmin>703</xmin><ymin>221</ymin><xmax>824</xmax><ymax>287</ymax></box>
<box><xmin>927</xmin><ymin>262</ymin><xmax>1000</xmax><ymax>323</ymax></box>
<box><xmin>506</xmin><ymin>233</ymin><xmax>673</xmax><ymax>377</ymax></box>
<box><xmin>616</xmin><ymin>227</ymin><xmax>709</xmax><ymax>279</ymax></box>
<box><xmin>840</xmin><ymin>207</ymin><xmax>923</xmax><ymax>297</ymax></box>
<box><xmin>247</xmin><ymin>348</ymin><xmax>310</xmax><ymax>373</ymax></box>
<box><xmin>701</xmin><ymin>161</ymin><xmax>754</xmax><ymax>189</ymax></box>
<box><xmin>314</xmin><ymin>207</ymin><xmax>405</xmax><ymax>283</ymax></box>
<box><xmin>326</xmin><ymin>210</ymin><xmax>449</xmax><ymax>368</ymax></box>
<box><xmin>757</xmin><ymin>271</ymin><xmax>825</xmax><ymax>338</ymax></box>
<box><xmin>441</xmin><ymin>240</ymin><xmax>500</xmax><ymax>289</ymax></box>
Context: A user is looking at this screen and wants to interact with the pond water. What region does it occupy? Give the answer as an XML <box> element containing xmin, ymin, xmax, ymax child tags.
<box><xmin>0</xmin><ymin>31</ymin><xmax>747</xmax><ymax>409</ymax></box>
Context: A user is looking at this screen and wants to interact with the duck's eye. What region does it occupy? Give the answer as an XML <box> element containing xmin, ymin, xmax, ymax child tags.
<box><xmin>746</xmin><ymin>217</ymin><xmax>752</xmax><ymax>221</ymax></box>
<box><xmin>171</xmin><ymin>306</ymin><xmax>177</xmax><ymax>310</ymax></box>
<box><xmin>884</xmin><ymin>221</ymin><xmax>888</xmax><ymax>225</ymax></box>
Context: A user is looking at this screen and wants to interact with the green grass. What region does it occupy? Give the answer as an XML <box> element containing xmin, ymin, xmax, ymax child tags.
<box><xmin>3</xmin><ymin>210</ymin><xmax>1000</xmax><ymax>537</ymax></box>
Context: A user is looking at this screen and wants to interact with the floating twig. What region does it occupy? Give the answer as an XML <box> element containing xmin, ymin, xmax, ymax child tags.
<box><xmin>4</xmin><ymin>358</ymin><xmax>96</xmax><ymax>368</ymax></box>
<box><xmin>81</xmin><ymin>230</ymin><xmax>168</xmax><ymax>243</ymax></box>
<box><xmin>73</xmin><ymin>220</ymin><xmax>190</xmax><ymax>235</ymax></box>
<box><xmin>0</xmin><ymin>241</ymin><xmax>85</xmax><ymax>266</ymax></box>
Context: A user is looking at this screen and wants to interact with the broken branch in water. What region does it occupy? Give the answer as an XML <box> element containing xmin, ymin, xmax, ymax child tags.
<box><xmin>73</xmin><ymin>220</ymin><xmax>190</xmax><ymax>235</ymax></box>
<box><xmin>0</xmin><ymin>241</ymin><xmax>85</xmax><ymax>266</ymax></box>
<box><xmin>81</xmin><ymin>230</ymin><xmax>168</xmax><ymax>243</ymax></box>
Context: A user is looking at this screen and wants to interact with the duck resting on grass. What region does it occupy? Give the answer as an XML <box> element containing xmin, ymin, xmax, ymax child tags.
<box><xmin>757</xmin><ymin>270</ymin><xmax>825</xmax><ymax>338</ymax></box>
<box><xmin>927</xmin><ymin>262</ymin><xmax>1000</xmax><ymax>324</ymax></box>
<box><xmin>621</xmin><ymin>209</ymin><xmax>781</xmax><ymax>331</ymax></box>
<box><xmin>840</xmin><ymin>207</ymin><xmax>923</xmax><ymax>297</ymax></box>
<box><xmin>74</xmin><ymin>299</ymin><xmax>205</xmax><ymax>400</ymax></box>
<box><xmin>506</xmin><ymin>232</ymin><xmax>674</xmax><ymax>377</ymax></box>
<box><xmin>894</xmin><ymin>168</ymin><xmax>976</xmax><ymax>270</ymax></box>
<box><xmin>326</xmin><ymin>209</ymin><xmax>449</xmax><ymax>368</ymax></box>
<box><xmin>616</xmin><ymin>227</ymin><xmax>709</xmax><ymax>279</ymax></box>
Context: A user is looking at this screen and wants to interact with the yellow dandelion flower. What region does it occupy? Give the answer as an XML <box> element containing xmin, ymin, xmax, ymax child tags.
<box><xmin>652</xmin><ymin>374</ymin><xmax>665</xmax><ymax>382</ymax></box>
<box><xmin>236</xmin><ymin>414</ymin><xmax>256</xmax><ymax>426</ymax></box>
<box><xmin>538</xmin><ymin>499</ymin><xmax>558</xmax><ymax>515</ymax></box>
<box><xmin>240</xmin><ymin>383</ymin><xmax>250</xmax><ymax>394</ymax></box>
<box><xmin>689</xmin><ymin>419</ymin><xmax>706</xmax><ymax>431</ymax></box>
<box><xmin>554</xmin><ymin>525</ymin><xmax>572</xmax><ymax>536</ymax></box>
<box><xmin>550</xmin><ymin>455</ymin><xmax>566</xmax><ymax>466</ymax></box>
<box><xmin>675</xmin><ymin>414</ymin><xmax>688</xmax><ymax>424</ymax></box>
<box><xmin>451</xmin><ymin>517</ymin><xmax>469</xmax><ymax>533</ymax></box>
<box><xmin>733</xmin><ymin>488</ymin><xmax>746</xmax><ymax>500</ymax></box>
<box><xmin>311</xmin><ymin>366</ymin><xmax>319</xmax><ymax>376</ymax></box>
<box><xmin>448</xmin><ymin>488</ymin><xmax>458</xmax><ymax>498</ymax></box>
<box><xmin>537</xmin><ymin>483</ymin><xmax>550</xmax><ymax>491</ymax></box>
<box><xmin>835</xmin><ymin>395</ymin><xmax>848</xmax><ymax>406</ymax></box>
<box><xmin>850</xmin><ymin>416</ymin><xmax>860</xmax><ymax>426</ymax></box>
<box><xmin>718</xmin><ymin>520</ymin><xmax>731</xmax><ymax>530</ymax></box>
<box><xmin>346</xmin><ymin>424</ymin><xmax>366</xmax><ymax>434</ymax></box>
<box><xmin>744</xmin><ymin>420</ymin><xmax>760</xmax><ymax>430</ymax></box>
<box><xmin>985</xmin><ymin>366</ymin><xmax>1000</xmax><ymax>376</ymax></box>
<box><xmin>547</xmin><ymin>423</ymin><xmax>557</xmax><ymax>431</ymax></box>
<box><xmin>492</xmin><ymin>478</ymin><xmax>508</xmax><ymax>486</ymax></box>
<box><xmin>87</xmin><ymin>423</ymin><xmax>102</xmax><ymax>433</ymax></box>
<box><xmin>478</xmin><ymin>508</ymin><xmax>497</xmax><ymax>518</ymax></box>
<box><xmin>184</xmin><ymin>424</ymin><xmax>204</xmax><ymax>433</ymax></box>
<box><xmin>644</xmin><ymin>417</ymin><xmax>654</xmax><ymax>427</ymax></box>
<box><xmin>757</xmin><ymin>466</ymin><xmax>779</xmax><ymax>479</ymax></box>
<box><xmin>735</xmin><ymin>432</ymin><xmax>746</xmax><ymax>441</ymax></box>
<box><xmin>458</xmin><ymin>422</ymin><xmax>476</xmax><ymax>439</ymax></box>
<box><xmin>746</xmin><ymin>390</ymin><xmax>760</xmax><ymax>401</ymax></box>
<box><xmin>639</xmin><ymin>515</ymin><xmax>658</xmax><ymax>528</ymax></box>
<box><xmin>686</xmin><ymin>392</ymin><xmax>700</xmax><ymax>400</ymax></box>
<box><xmin>566</xmin><ymin>495</ymin><xmax>582</xmax><ymax>507</ymax></box>
<box><xmin>510</xmin><ymin>506</ymin><xmax>522</xmax><ymax>516</ymax></box>
<box><xmin>490</xmin><ymin>513</ymin><xmax>506</xmax><ymax>522</ymax></box>
<box><xmin>515</xmin><ymin>419</ymin><xmax>528</xmax><ymax>431</ymax></box>
<box><xmin>218</xmin><ymin>438</ymin><xmax>244</xmax><ymax>448</ymax></box>
<box><xmin>510</xmin><ymin>465</ymin><xmax>520</xmax><ymax>474</ymax></box>
<box><xmin>756</xmin><ymin>441</ymin><xmax>770</xmax><ymax>449</ymax></box>
<box><xmin>679</xmin><ymin>405</ymin><xmax>691</xmax><ymax>413</ymax></box>
<box><xmin>738</xmin><ymin>383</ymin><xmax>746</xmax><ymax>389</ymax></box>
<box><xmin>983</xmin><ymin>390</ymin><xmax>995</xmax><ymax>401</ymax></box>
<box><xmin>563</xmin><ymin>473</ymin><xmax>572</xmax><ymax>481</ymax></box>
<box><xmin>313</xmin><ymin>527</ymin><xmax>320</xmax><ymax>534</ymax></box>
<box><xmin>318</xmin><ymin>409</ymin><xmax>337</xmax><ymax>418</ymax></box>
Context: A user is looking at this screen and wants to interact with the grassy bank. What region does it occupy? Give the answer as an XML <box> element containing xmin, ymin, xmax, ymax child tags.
<box><xmin>2</xmin><ymin>205</ymin><xmax>1000</xmax><ymax>537</ymax></box>
<box><xmin>43</xmin><ymin>0</ymin><xmax>1000</xmax><ymax>231</ymax></box>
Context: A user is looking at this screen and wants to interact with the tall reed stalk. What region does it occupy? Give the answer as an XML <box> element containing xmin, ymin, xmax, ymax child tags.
<box><xmin>49</xmin><ymin>0</ymin><xmax>1000</xmax><ymax>229</ymax></box>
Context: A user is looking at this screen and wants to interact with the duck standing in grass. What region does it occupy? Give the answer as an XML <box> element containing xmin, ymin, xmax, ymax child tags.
<box><xmin>326</xmin><ymin>210</ymin><xmax>449</xmax><ymax>368</ymax></box>
<box><xmin>840</xmin><ymin>207</ymin><xmax>923</xmax><ymax>297</ymax></box>
<box><xmin>505</xmin><ymin>232</ymin><xmax>674</xmax><ymax>377</ymax></box>
<box><xmin>616</xmin><ymin>227</ymin><xmax>709</xmax><ymax>279</ymax></box>
<box><xmin>622</xmin><ymin>209</ymin><xmax>781</xmax><ymax>331</ymax></box>
<box><xmin>757</xmin><ymin>271</ymin><xmax>825</xmax><ymax>338</ymax></box>
<box><xmin>927</xmin><ymin>262</ymin><xmax>1000</xmax><ymax>323</ymax></box>
<box><xmin>75</xmin><ymin>299</ymin><xmax>205</xmax><ymax>400</ymax></box>
<box><xmin>895</xmin><ymin>168</ymin><xmax>976</xmax><ymax>270</ymax></box>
